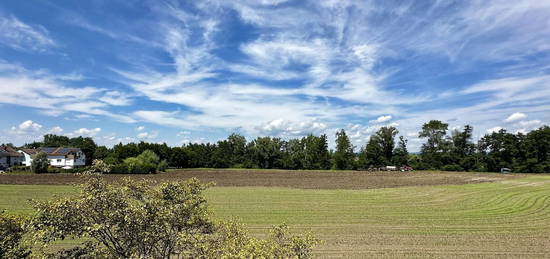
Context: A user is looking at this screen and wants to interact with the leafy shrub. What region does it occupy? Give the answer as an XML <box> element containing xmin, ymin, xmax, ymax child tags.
<box><xmin>29</xmin><ymin>177</ymin><xmax>319</xmax><ymax>258</ymax></box>
<box><xmin>81</xmin><ymin>160</ymin><xmax>111</xmax><ymax>175</ymax></box>
<box><xmin>109</xmin><ymin>164</ymin><xmax>129</xmax><ymax>174</ymax></box>
<box><xmin>123</xmin><ymin>150</ymin><xmax>160</xmax><ymax>174</ymax></box>
<box><xmin>0</xmin><ymin>212</ymin><xmax>30</xmax><ymax>258</ymax></box>
<box><xmin>31</xmin><ymin>152</ymin><xmax>49</xmax><ymax>174</ymax></box>
<box><xmin>157</xmin><ymin>160</ymin><xmax>168</xmax><ymax>172</ymax></box>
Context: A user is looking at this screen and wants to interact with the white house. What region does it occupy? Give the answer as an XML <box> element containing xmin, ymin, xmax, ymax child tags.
<box><xmin>0</xmin><ymin>146</ymin><xmax>23</xmax><ymax>169</ymax></box>
<box><xmin>19</xmin><ymin>147</ymin><xmax>86</xmax><ymax>169</ymax></box>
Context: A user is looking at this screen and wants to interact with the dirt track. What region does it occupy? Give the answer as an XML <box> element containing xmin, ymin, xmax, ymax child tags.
<box><xmin>0</xmin><ymin>169</ymin><xmax>520</xmax><ymax>189</ymax></box>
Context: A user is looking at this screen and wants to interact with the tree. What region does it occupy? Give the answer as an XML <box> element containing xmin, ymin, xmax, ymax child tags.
<box><xmin>392</xmin><ymin>136</ymin><xmax>409</xmax><ymax>166</ymax></box>
<box><xmin>29</xmin><ymin>177</ymin><xmax>319</xmax><ymax>258</ymax></box>
<box><xmin>450</xmin><ymin>125</ymin><xmax>475</xmax><ymax>171</ymax></box>
<box><xmin>419</xmin><ymin>120</ymin><xmax>450</xmax><ymax>169</ymax></box>
<box><xmin>333</xmin><ymin>129</ymin><xmax>354</xmax><ymax>170</ymax></box>
<box><xmin>478</xmin><ymin>129</ymin><xmax>519</xmax><ymax>172</ymax></box>
<box><xmin>123</xmin><ymin>150</ymin><xmax>159</xmax><ymax>174</ymax></box>
<box><xmin>302</xmin><ymin>134</ymin><xmax>330</xmax><ymax>170</ymax></box>
<box><xmin>93</xmin><ymin>146</ymin><xmax>110</xmax><ymax>161</ymax></box>
<box><xmin>31</xmin><ymin>152</ymin><xmax>49</xmax><ymax>174</ymax></box>
<box><xmin>69</xmin><ymin>136</ymin><xmax>98</xmax><ymax>166</ymax></box>
<box><xmin>376</xmin><ymin>126</ymin><xmax>399</xmax><ymax>164</ymax></box>
<box><xmin>169</xmin><ymin>146</ymin><xmax>188</xmax><ymax>168</ymax></box>
<box><xmin>250</xmin><ymin>137</ymin><xmax>284</xmax><ymax>169</ymax></box>
<box><xmin>281</xmin><ymin>139</ymin><xmax>304</xmax><ymax>169</ymax></box>
<box><xmin>42</xmin><ymin>134</ymin><xmax>70</xmax><ymax>147</ymax></box>
<box><xmin>358</xmin><ymin>135</ymin><xmax>384</xmax><ymax>169</ymax></box>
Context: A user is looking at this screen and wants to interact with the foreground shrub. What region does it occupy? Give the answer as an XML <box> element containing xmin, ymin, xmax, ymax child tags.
<box><xmin>29</xmin><ymin>177</ymin><xmax>319</xmax><ymax>258</ymax></box>
<box><xmin>0</xmin><ymin>212</ymin><xmax>31</xmax><ymax>258</ymax></box>
<box><xmin>81</xmin><ymin>159</ymin><xmax>111</xmax><ymax>175</ymax></box>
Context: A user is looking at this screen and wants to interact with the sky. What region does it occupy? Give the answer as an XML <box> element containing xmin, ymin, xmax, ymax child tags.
<box><xmin>0</xmin><ymin>0</ymin><xmax>549</xmax><ymax>151</ymax></box>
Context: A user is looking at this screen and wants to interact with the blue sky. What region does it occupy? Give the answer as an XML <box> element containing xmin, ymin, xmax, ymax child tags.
<box><xmin>0</xmin><ymin>0</ymin><xmax>549</xmax><ymax>151</ymax></box>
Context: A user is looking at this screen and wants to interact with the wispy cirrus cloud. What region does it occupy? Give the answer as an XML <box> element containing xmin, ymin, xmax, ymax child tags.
<box><xmin>1</xmin><ymin>1</ymin><xmax>549</xmax><ymax>149</ymax></box>
<box><xmin>0</xmin><ymin>14</ymin><xmax>56</xmax><ymax>51</ymax></box>
<box><xmin>0</xmin><ymin>60</ymin><xmax>135</xmax><ymax>123</ymax></box>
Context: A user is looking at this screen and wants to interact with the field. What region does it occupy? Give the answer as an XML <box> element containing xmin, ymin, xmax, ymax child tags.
<box><xmin>1</xmin><ymin>170</ymin><xmax>550</xmax><ymax>258</ymax></box>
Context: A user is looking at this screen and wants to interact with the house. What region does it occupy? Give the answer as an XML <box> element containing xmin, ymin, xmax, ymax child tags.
<box><xmin>0</xmin><ymin>146</ymin><xmax>23</xmax><ymax>169</ymax></box>
<box><xmin>19</xmin><ymin>147</ymin><xmax>86</xmax><ymax>169</ymax></box>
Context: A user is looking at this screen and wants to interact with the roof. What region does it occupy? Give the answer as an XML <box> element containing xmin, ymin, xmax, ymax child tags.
<box><xmin>19</xmin><ymin>147</ymin><xmax>83</xmax><ymax>156</ymax></box>
<box><xmin>19</xmin><ymin>148</ymin><xmax>39</xmax><ymax>155</ymax></box>
<box><xmin>0</xmin><ymin>146</ymin><xmax>23</xmax><ymax>157</ymax></box>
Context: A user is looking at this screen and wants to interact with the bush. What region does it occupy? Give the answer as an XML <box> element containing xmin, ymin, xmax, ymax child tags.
<box><xmin>0</xmin><ymin>212</ymin><xmax>30</xmax><ymax>258</ymax></box>
<box><xmin>31</xmin><ymin>152</ymin><xmax>49</xmax><ymax>174</ymax></box>
<box><xmin>157</xmin><ymin>160</ymin><xmax>168</xmax><ymax>172</ymax></box>
<box><xmin>29</xmin><ymin>177</ymin><xmax>320</xmax><ymax>258</ymax></box>
<box><xmin>122</xmin><ymin>150</ymin><xmax>160</xmax><ymax>174</ymax></box>
<box><xmin>109</xmin><ymin>164</ymin><xmax>129</xmax><ymax>174</ymax></box>
<box><xmin>81</xmin><ymin>160</ymin><xmax>111</xmax><ymax>175</ymax></box>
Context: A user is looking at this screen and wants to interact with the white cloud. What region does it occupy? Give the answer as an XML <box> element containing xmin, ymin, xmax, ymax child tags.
<box><xmin>72</xmin><ymin>128</ymin><xmax>101</xmax><ymax>137</ymax></box>
<box><xmin>255</xmin><ymin>118</ymin><xmax>327</xmax><ymax>137</ymax></box>
<box><xmin>17</xmin><ymin>120</ymin><xmax>43</xmax><ymax>132</ymax></box>
<box><xmin>136</xmin><ymin>126</ymin><xmax>145</xmax><ymax>131</ymax></box>
<box><xmin>0</xmin><ymin>14</ymin><xmax>56</xmax><ymax>51</ymax></box>
<box><xmin>0</xmin><ymin>61</ymin><xmax>135</xmax><ymax>123</ymax></box>
<box><xmin>504</xmin><ymin>112</ymin><xmax>527</xmax><ymax>122</ymax></box>
<box><xmin>137</xmin><ymin>131</ymin><xmax>159</xmax><ymax>140</ymax></box>
<box><xmin>370</xmin><ymin>115</ymin><xmax>392</xmax><ymax>123</ymax></box>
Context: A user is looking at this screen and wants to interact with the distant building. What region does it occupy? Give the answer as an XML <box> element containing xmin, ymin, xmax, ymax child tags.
<box><xmin>19</xmin><ymin>147</ymin><xmax>86</xmax><ymax>169</ymax></box>
<box><xmin>0</xmin><ymin>146</ymin><xmax>23</xmax><ymax>169</ymax></box>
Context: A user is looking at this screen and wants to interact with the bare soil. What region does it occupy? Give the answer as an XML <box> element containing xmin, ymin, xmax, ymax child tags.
<box><xmin>0</xmin><ymin>169</ymin><xmax>520</xmax><ymax>189</ymax></box>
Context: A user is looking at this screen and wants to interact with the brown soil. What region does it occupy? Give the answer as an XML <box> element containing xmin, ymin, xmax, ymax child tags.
<box><xmin>0</xmin><ymin>169</ymin><xmax>520</xmax><ymax>189</ymax></box>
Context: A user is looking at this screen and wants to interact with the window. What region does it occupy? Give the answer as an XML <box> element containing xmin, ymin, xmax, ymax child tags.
<box><xmin>57</xmin><ymin>159</ymin><xmax>62</xmax><ymax>163</ymax></box>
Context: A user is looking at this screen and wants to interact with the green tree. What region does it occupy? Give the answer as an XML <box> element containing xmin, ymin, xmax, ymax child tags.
<box><xmin>333</xmin><ymin>129</ymin><xmax>354</xmax><ymax>170</ymax></box>
<box><xmin>478</xmin><ymin>129</ymin><xmax>520</xmax><ymax>172</ymax></box>
<box><xmin>250</xmin><ymin>137</ymin><xmax>284</xmax><ymax>169</ymax></box>
<box><xmin>302</xmin><ymin>134</ymin><xmax>330</xmax><ymax>170</ymax></box>
<box><xmin>69</xmin><ymin>136</ymin><xmax>98</xmax><ymax>166</ymax></box>
<box><xmin>376</xmin><ymin>126</ymin><xmax>399</xmax><ymax>164</ymax></box>
<box><xmin>169</xmin><ymin>146</ymin><xmax>188</xmax><ymax>168</ymax></box>
<box><xmin>93</xmin><ymin>146</ymin><xmax>110</xmax><ymax>160</ymax></box>
<box><xmin>450</xmin><ymin>125</ymin><xmax>475</xmax><ymax>171</ymax></box>
<box><xmin>392</xmin><ymin>136</ymin><xmax>409</xmax><ymax>166</ymax></box>
<box><xmin>29</xmin><ymin>177</ymin><xmax>318</xmax><ymax>258</ymax></box>
<box><xmin>419</xmin><ymin>120</ymin><xmax>450</xmax><ymax>169</ymax></box>
<box><xmin>281</xmin><ymin>139</ymin><xmax>304</xmax><ymax>169</ymax></box>
<box><xmin>31</xmin><ymin>152</ymin><xmax>49</xmax><ymax>174</ymax></box>
<box><xmin>359</xmin><ymin>135</ymin><xmax>384</xmax><ymax>168</ymax></box>
<box><xmin>123</xmin><ymin>150</ymin><xmax>159</xmax><ymax>174</ymax></box>
<box><xmin>42</xmin><ymin>134</ymin><xmax>70</xmax><ymax>147</ymax></box>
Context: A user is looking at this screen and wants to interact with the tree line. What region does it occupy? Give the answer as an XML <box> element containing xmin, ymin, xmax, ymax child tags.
<box><xmin>6</xmin><ymin>120</ymin><xmax>549</xmax><ymax>173</ymax></box>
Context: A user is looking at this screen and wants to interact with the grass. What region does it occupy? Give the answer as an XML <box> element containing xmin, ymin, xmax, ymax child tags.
<box><xmin>1</xmin><ymin>173</ymin><xmax>550</xmax><ymax>258</ymax></box>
